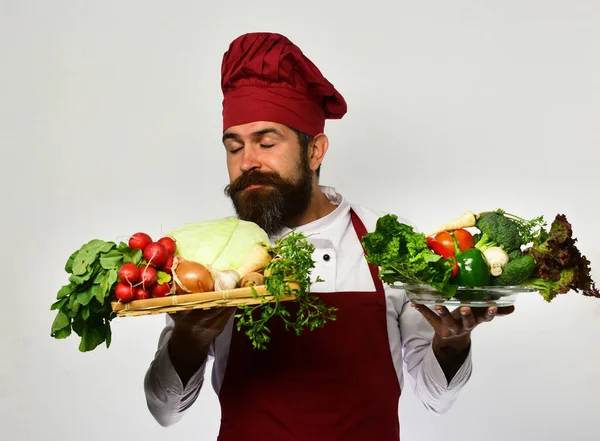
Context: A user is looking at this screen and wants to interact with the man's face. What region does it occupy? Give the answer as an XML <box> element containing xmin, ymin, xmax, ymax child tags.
<box><xmin>223</xmin><ymin>121</ymin><xmax>314</xmax><ymax>236</ymax></box>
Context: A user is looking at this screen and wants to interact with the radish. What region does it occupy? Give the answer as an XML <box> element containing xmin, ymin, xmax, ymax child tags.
<box><xmin>151</xmin><ymin>282</ymin><xmax>170</xmax><ymax>298</ymax></box>
<box><xmin>134</xmin><ymin>287</ymin><xmax>150</xmax><ymax>300</ymax></box>
<box><xmin>161</xmin><ymin>255</ymin><xmax>175</xmax><ymax>275</ymax></box>
<box><xmin>158</xmin><ymin>236</ymin><xmax>177</xmax><ymax>255</ymax></box>
<box><xmin>129</xmin><ymin>232</ymin><xmax>152</xmax><ymax>250</ymax></box>
<box><xmin>114</xmin><ymin>282</ymin><xmax>134</xmax><ymax>302</ymax></box>
<box><xmin>144</xmin><ymin>242</ymin><xmax>169</xmax><ymax>267</ymax></box>
<box><xmin>140</xmin><ymin>266</ymin><xmax>158</xmax><ymax>288</ymax></box>
<box><xmin>118</xmin><ymin>262</ymin><xmax>140</xmax><ymax>284</ymax></box>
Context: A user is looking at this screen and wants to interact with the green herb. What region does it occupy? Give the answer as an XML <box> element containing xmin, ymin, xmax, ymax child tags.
<box><xmin>50</xmin><ymin>239</ymin><xmax>141</xmax><ymax>352</ymax></box>
<box><xmin>362</xmin><ymin>214</ymin><xmax>457</xmax><ymax>298</ymax></box>
<box><xmin>235</xmin><ymin>231</ymin><xmax>337</xmax><ymax>350</ymax></box>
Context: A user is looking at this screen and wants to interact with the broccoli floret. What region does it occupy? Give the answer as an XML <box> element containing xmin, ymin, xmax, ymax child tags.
<box><xmin>474</xmin><ymin>212</ymin><xmax>523</xmax><ymax>253</ymax></box>
<box><xmin>491</xmin><ymin>255</ymin><xmax>536</xmax><ymax>286</ymax></box>
<box><xmin>473</xmin><ymin>232</ymin><xmax>499</xmax><ymax>253</ymax></box>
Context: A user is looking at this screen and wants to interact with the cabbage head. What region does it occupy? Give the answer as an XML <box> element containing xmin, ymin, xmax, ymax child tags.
<box><xmin>167</xmin><ymin>217</ymin><xmax>270</xmax><ymax>271</ymax></box>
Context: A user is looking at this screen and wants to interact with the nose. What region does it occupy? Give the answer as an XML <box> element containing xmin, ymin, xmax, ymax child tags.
<box><xmin>240</xmin><ymin>146</ymin><xmax>261</xmax><ymax>173</ymax></box>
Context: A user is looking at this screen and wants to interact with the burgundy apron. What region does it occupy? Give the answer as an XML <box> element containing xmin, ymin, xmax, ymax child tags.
<box><xmin>217</xmin><ymin>210</ymin><xmax>401</xmax><ymax>441</ymax></box>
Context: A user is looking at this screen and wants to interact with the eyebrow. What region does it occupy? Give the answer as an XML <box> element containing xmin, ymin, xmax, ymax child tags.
<box><xmin>222</xmin><ymin>127</ymin><xmax>285</xmax><ymax>144</ymax></box>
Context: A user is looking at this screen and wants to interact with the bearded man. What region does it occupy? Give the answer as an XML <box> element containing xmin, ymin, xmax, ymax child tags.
<box><xmin>144</xmin><ymin>32</ymin><xmax>514</xmax><ymax>441</ymax></box>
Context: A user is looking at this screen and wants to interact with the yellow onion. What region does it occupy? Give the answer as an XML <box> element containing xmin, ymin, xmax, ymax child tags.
<box><xmin>172</xmin><ymin>256</ymin><xmax>215</xmax><ymax>294</ymax></box>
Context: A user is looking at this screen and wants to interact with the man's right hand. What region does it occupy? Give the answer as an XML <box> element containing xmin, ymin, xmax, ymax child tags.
<box><xmin>168</xmin><ymin>307</ymin><xmax>237</xmax><ymax>386</ymax></box>
<box><xmin>170</xmin><ymin>307</ymin><xmax>237</xmax><ymax>344</ymax></box>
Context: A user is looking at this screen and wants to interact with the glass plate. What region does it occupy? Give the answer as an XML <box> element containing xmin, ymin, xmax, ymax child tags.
<box><xmin>391</xmin><ymin>283</ymin><xmax>538</xmax><ymax>307</ymax></box>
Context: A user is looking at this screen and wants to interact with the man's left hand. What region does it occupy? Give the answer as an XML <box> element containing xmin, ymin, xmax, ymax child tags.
<box><xmin>412</xmin><ymin>304</ymin><xmax>515</xmax><ymax>347</ymax></box>
<box><xmin>411</xmin><ymin>304</ymin><xmax>516</xmax><ymax>382</ymax></box>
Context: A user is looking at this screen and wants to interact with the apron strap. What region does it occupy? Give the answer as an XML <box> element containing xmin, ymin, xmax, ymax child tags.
<box><xmin>350</xmin><ymin>209</ymin><xmax>386</xmax><ymax>293</ymax></box>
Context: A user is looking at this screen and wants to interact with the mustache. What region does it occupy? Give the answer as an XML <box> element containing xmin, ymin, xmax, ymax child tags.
<box><xmin>224</xmin><ymin>171</ymin><xmax>286</xmax><ymax>196</ymax></box>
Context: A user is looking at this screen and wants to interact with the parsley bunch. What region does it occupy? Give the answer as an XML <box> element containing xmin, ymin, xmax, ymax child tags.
<box><xmin>235</xmin><ymin>231</ymin><xmax>338</xmax><ymax>350</ymax></box>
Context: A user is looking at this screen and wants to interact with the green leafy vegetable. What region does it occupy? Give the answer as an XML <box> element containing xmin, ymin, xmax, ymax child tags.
<box><xmin>50</xmin><ymin>239</ymin><xmax>129</xmax><ymax>352</ymax></box>
<box><xmin>235</xmin><ymin>231</ymin><xmax>337</xmax><ymax>350</ymax></box>
<box><xmin>362</xmin><ymin>214</ymin><xmax>457</xmax><ymax>298</ymax></box>
<box><xmin>521</xmin><ymin>214</ymin><xmax>600</xmax><ymax>302</ymax></box>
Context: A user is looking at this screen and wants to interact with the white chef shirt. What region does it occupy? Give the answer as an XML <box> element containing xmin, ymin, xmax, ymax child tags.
<box><xmin>144</xmin><ymin>186</ymin><xmax>473</xmax><ymax>427</ymax></box>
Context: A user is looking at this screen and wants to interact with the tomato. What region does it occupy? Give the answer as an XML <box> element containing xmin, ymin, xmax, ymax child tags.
<box><xmin>427</xmin><ymin>237</ymin><xmax>459</xmax><ymax>278</ymax></box>
<box><xmin>448</xmin><ymin>257</ymin><xmax>459</xmax><ymax>278</ymax></box>
<box><xmin>426</xmin><ymin>236</ymin><xmax>454</xmax><ymax>258</ymax></box>
<box><xmin>433</xmin><ymin>232</ymin><xmax>456</xmax><ymax>257</ymax></box>
<box><xmin>453</xmin><ymin>229</ymin><xmax>474</xmax><ymax>252</ymax></box>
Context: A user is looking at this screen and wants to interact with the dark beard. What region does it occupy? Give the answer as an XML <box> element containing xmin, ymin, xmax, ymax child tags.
<box><xmin>224</xmin><ymin>163</ymin><xmax>314</xmax><ymax>236</ymax></box>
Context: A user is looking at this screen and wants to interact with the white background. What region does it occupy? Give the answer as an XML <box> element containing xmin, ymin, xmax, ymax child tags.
<box><xmin>2</xmin><ymin>1</ymin><xmax>600</xmax><ymax>440</ymax></box>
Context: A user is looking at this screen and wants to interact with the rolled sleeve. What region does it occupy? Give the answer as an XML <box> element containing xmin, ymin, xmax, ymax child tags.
<box><xmin>398</xmin><ymin>295</ymin><xmax>473</xmax><ymax>415</ymax></box>
<box><xmin>414</xmin><ymin>343</ymin><xmax>473</xmax><ymax>414</ymax></box>
<box><xmin>144</xmin><ymin>320</ymin><xmax>208</xmax><ymax>427</ymax></box>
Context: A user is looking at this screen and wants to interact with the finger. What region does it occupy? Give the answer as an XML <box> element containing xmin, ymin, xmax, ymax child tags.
<box><xmin>434</xmin><ymin>306</ymin><xmax>461</xmax><ymax>332</ymax></box>
<box><xmin>475</xmin><ymin>306</ymin><xmax>498</xmax><ymax>324</ymax></box>
<box><xmin>496</xmin><ymin>305</ymin><xmax>516</xmax><ymax>316</ymax></box>
<box><xmin>459</xmin><ymin>307</ymin><xmax>477</xmax><ymax>331</ymax></box>
<box><xmin>411</xmin><ymin>303</ymin><xmax>441</xmax><ymax>329</ymax></box>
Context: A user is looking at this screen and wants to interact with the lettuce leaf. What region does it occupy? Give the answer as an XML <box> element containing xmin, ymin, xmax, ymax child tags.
<box><xmin>522</xmin><ymin>214</ymin><xmax>600</xmax><ymax>301</ymax></box>
<box><xmin>362</xmin><ymin>214</ymin><xmax>457</xmax><ymax>298</ymax></box>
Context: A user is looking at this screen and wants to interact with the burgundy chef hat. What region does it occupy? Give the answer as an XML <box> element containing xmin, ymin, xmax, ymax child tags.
<box><xmin>221</xmin><ymin>32</ymin><xmax>347</xmax><ymax>136</ymax></box>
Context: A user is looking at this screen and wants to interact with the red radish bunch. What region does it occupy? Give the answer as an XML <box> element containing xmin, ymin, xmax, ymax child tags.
<box><xmin>113</xmin><ymin>232</ymin><xmax>178</xmax><ymax>303</ymax></box>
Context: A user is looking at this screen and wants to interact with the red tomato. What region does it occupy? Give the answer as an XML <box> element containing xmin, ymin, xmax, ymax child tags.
<box><xmin>427</xmin><ymin>236</ymin><xmax>454</xmax><ymax>258</ymax></box>
<box><xmin>448</xmin><ymin>257</ymin><xmax>459</xmax><ymax>278</ymax></box>
<box><xmin>433</xmin><ymin>232</ymin><xmax>456</xmax><ymax>257</ymax></box>
<box><xmin>453</xmin><ymin>229</ymin><xmax>474</xmax><ymax>251</ymax></box>
<box><xmin>427</xmin><ymin>236</ymin><xmax>459</xmax><ymax>277</ymax></box>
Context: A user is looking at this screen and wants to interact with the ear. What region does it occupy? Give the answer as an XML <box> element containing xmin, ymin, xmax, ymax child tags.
<box><xmin>308</xmin><ymin>133</ymin><xmax>328</xmax><ymax>172</ymax></box>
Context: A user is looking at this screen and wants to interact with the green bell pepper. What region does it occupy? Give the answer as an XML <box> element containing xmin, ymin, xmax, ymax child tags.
<box><xmin>454</xmin><ymin>248</ymin><xmax>491</xmax><ymax>287</ymax></box>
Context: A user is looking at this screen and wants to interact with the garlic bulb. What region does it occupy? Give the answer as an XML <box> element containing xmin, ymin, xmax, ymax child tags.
<box><xmin>209</xmin><ymin>267</ymin><xmax>241</xmax><ymax>291</ymax></box>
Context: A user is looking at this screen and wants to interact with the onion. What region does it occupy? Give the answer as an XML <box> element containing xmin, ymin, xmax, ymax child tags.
<box><xmin>172</xmin><ymin>256</ymin><xmax>215</xmax><ymax>294</ymax></box>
